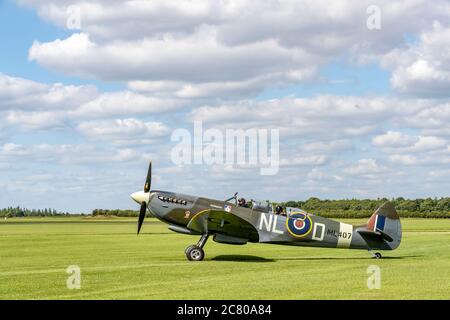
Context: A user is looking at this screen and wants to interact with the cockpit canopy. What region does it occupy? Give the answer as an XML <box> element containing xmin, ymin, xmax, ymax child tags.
<box><xmin>251</xmin><ymin>200</ymin><xmax>271</xmax><ymax>213</ymax></box>
<box><xmin>286</xmin><ymin>207</ymin><xmax>308</xmax><ymax>215</ymax></box>
<box><xmin>230</xmin><ymin>193</ymin><xmax>309</xmax><ymax>216</ymax></box>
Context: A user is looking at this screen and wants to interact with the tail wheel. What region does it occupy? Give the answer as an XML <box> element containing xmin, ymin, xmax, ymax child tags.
<box><xmin>374</xmin><ymin>252</ymin><xmax>382</xmax><ymax>259</ymax></box>
<box><xmin>186</xmin><ymin>245</ymin><xmax>205</xmax><ymax>261</ymax></box>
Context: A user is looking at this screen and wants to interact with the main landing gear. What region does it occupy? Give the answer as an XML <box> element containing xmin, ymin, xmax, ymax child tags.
<box><xmin>369</xmin><ymin>250</ymin><xmax>382</xmax><ymax>259</ymax></box>
<box><xmin>185</xmin><ymin>234</ymin><xmax>209</xmax><ymax>261</ymax></box>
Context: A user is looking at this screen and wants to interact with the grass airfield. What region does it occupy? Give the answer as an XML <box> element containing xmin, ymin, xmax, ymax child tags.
<box><xmin>0</xmin><ymin>217</ymin><xmax>449</xmax><ymax>300</ymax></box>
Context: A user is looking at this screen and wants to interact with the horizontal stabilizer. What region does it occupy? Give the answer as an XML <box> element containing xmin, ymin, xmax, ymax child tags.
<box><xmin>357</xmin><ymin>229</ymin><xmax>394</xmax><ymax>242</ymax></box>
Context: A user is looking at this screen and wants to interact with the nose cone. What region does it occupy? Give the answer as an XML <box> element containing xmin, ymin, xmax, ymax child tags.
<box><xmin>131</xmin><ymin>191</ymin><xmax>149</xmax><ymax>204</ymax></box>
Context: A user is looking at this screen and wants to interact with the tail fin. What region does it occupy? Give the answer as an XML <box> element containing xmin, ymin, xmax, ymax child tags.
<box><xmin>365</xmin><ymin>202</ymin><xmax>402</xmax><ymax>250</ymax></box>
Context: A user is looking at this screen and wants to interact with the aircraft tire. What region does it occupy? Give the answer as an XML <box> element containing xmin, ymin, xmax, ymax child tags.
<box><xmin>186</xmin><ymin>245</ymin><xmax>204</xmax><ymax>261</ymax></box>
<box><xmin>374</xmin><ymin>252</ymin><xmax>382</xmax><ymax>259</ymax></box>
<box><xmin>184</xmin><ymin>245</ymin><xmax>195</xmax><ymax>254</ymax></box>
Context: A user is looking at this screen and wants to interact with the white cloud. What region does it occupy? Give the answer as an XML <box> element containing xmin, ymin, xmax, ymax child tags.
<box><xmin>0</xmin><ymin>74</ymin><xmax>184</xmax><ymax>132</ymax></box>
<box><xmin>77</xmin><ymin>118</ymin><xmax>170</xmax><ymax>144</ymax></box>
<box><xmin>300</xmin><ymin>140</ymin><xmax>353</xmax><ymax>153</ymax></box>
<box><xmin>29</xmin><ymin>32</ymin><xmax>318</xmax><ymax>85</ymax></box>
<box><xmin>19</xmin><ymin>0</ymin><xmax>222</xmax><ymax>40</ymax></box>
<box><xmin>307</xmin><ymin>167</ymin><xmax>343</xmax><ymax>182</ymax></box>
<box><xmin>23</xmin><ymin>0</ymin><xmax>450</xmax><ymax>98</ymax></box>
<box><xmin>5</xmin><ymin>111</ymin><xmax>66</xmax><ymax>130</ymax></box>
<box><xmin>188</xmin><ymin>96</ymin><xmax>420</xmax><ymax>141</ymax></box>
<box><xmin>0</xmin><ymin>73</ymin><xmax>97</xmax><ymax>111</ymax></box>
<box><xmin>373</xmin><ymin>130</ymin><xmax>449</xmax><ymax>168</ymax></box>
<box><xmin>128</xmin><ymin>68</ymin><xmax>315</xmax><ymax>99</ymax></box>
<box><xmin>373</xmin><ymin>131</ymin><xmax>448</xmax><ymax>153</ymax></box>
<box><xmin>409</xmin><ymin>136</ymin><xmax>448</xmax><ymax>152</ymax></box>
<box><xmin>69</xmin><ymin>90</ymin><xmax>183</xmax><ymax>118</ymax></box>
<box><xmin>373</xmin><ymin>131</ymin><xmax>419</xmax><ymax>148</ymax></box>
<box><xmin>21</xmin><ymin>0</ymin><xmax>450</xmax><ymax>49</ymax></box>
<box><xmin>0</xmin><ymin>143</ymin><xmax>151</xmax><ymax>165</ymax></box>
<box><xmin>428</xmin><ymin>168</ymin><xmax>450</xmax><ymax>180</ymax></box>
<box><xmin>344</xmin><ymin>158</ymin><xmax>388</xmax><ymax>177</ymax></box>
<box><xmin>402</xmin><ymin>101</ymin><xmax>450</xmax><ymax>137</ymax></box>
<box><xmin>389</xmin><ymin>153</ymin><xmax>450</xmax><ymax>166</ymax></box>
<box><xmin>381</xmin><ymin>22</ymin><xmax>450</xmax><ymax>97</ymax></box>
<box><xmin>281</xmin><ymin>155</ymin><xmax>328</xmax><ymax>166</ymax></box>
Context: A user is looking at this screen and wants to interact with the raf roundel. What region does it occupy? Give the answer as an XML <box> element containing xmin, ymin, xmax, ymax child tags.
<box><xmin>286</xmin><ymin>212</ymin><xmax>313</xmax><ymax>238</ymax></box>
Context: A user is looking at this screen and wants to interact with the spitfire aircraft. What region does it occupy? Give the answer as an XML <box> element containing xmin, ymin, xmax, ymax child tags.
<box><xmin>131</xmin><ymin>163</ymin><xmax>402</xmax><ymax>261</ymax></box>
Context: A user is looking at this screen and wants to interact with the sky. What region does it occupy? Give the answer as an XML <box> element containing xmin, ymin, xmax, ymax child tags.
<box><xmin>0</xmin><ymin>0</ymin><xmax>449</xmax><ymax>213</ymax></box>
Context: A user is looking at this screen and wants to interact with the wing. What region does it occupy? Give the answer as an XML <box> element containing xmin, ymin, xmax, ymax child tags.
<box><xmin>187</xmin><ymin>209</ymin><xmax>259</xmax><ymax>242</ymax></box>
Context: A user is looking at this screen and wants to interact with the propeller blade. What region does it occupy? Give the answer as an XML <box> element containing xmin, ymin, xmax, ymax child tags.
<box><xmin>144</xmin><ymin>161</ymin><xmax>152</xmax><ymax>192</ymax></box>
<box><xmin>137</xmin><ymin>202</ymin><xmax>147</xmax><ymax>235</ymax></box>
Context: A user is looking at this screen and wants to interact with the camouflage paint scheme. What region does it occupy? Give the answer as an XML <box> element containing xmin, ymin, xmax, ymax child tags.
<box><xmin>143</xmin><ymin>190</ymin><xmax>402</xmax><ymax>252</ymax></box>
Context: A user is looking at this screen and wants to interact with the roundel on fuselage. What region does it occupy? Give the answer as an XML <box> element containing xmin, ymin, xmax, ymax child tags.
<box><xmin>286</xmin><ymin>212</ymin><xmax>313</xmax><ymax>238</ymax></box>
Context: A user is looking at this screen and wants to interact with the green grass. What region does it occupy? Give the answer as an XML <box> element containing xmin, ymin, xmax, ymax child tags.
<box><xmin>1</xmin><ymin>217</ymin><xmax>449</xmax><ymax>299</ymax></box>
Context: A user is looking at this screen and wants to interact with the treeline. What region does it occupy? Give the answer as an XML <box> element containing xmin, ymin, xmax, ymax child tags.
<box><xmin>3</xmin><ymin>197</ymin><xmax>449</xmax><ymax>219</ymax></box>
<box><xmin>91</xmin><ymin>197</ymin><xmax>450</xmax><ymax>219</ymax></box>
<box><xmin>0</xmin><ymin>207</ymin><xmax>72</xmax><ymax>217</ymax></box>
<box><xmin>92</xmin><ymin>209</ymin><xmax>139</xmax><ymax>217</ymax></box>
<box><xmin>279</xmin><ymin>197</ymin><xmax>450</xmax><ymax>218</ymax></box>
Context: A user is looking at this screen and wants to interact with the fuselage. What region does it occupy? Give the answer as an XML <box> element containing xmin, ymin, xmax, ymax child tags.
<box><xmin>131</xmin><ymin>190</ymin><xmax>401</xmax><ymax>251</ymax></box>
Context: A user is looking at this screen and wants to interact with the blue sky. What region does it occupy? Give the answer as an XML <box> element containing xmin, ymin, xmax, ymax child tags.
<box><xmin>0</xmin><ymin>1</ymin><xmax>73</xmax><ymax>83</ymax></box>
<box><xmin>0</xmin><ymin>0</ymin><xmax>123</xmax><ymax>91</ymax></box>
<box><xmin>0</xmin><ymin>0</ymin><xmax>449</xmax><ymax>212</ymax></box>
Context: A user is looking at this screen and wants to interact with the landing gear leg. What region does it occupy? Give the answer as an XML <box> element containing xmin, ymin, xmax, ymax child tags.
<box><xmin>369</xmin><ymin>250</ymin><xmax>382</xmax><ymax>259</ymax></box>
<box><xmin>185</xmin><ymin>234</ymin><xmax>209</xmax><ymax>261</ymax></box>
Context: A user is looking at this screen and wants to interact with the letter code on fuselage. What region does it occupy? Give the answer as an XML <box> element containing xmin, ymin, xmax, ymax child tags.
<box><xmin>258</xmin><ymin>212</ymin><xmax>330</xmax><ymax>241</ymax></box>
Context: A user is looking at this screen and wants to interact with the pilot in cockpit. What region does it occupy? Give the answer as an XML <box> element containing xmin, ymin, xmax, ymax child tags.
<box><xmin>275</xmin><ymin>205</ymin><xmax>286</xmax><ymax>216</ymax></box>
<box><xmin>238</xmin><ymin>197</ymin><xmax>249</xmax><ymax>208</ymax></box>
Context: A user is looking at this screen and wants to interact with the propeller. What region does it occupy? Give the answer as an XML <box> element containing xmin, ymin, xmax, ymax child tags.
<box><xmin>137</xmin><ymin>202</ymin><xmax>147</xmax><ymax>235</ymax></box>
<box><xmin>136</xmin><ymin>161</ymin><xmax>152</xmax><ymax>235</ymax></box>
<box><xmin>144</xmin><ymin>162</ymin><xmax>152</xmax><ymax>192</ymax></box>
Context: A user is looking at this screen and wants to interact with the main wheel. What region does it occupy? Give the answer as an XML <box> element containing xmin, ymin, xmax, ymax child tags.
<box><xmin>374</xmin><ymin>252</ymin><xmax>382</xmax><ymax>259</ymax></box>
<box><xmin>184</xmin><ymin>245</ymin><xmax>195</xmax><ymax>254</ymax></box>
<box><xmin>186</xmin><ymin>245</ymin><xmax>205</xmax><ymax>261</ymax></box>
